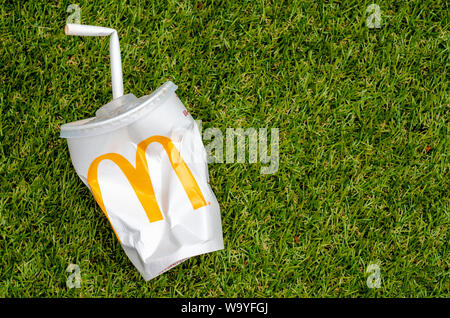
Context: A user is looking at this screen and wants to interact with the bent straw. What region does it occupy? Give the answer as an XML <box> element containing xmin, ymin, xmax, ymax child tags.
<box><xmin>65</xmin><ymin>23</ymin><xmax>124</xmax><ymax>99</ymax></box>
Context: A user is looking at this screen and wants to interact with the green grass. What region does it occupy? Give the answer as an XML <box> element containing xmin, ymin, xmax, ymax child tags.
<box><xmin>0</xmin><ymin>0</ymin><xmax>448</xmax><ymax>297</ymax></box>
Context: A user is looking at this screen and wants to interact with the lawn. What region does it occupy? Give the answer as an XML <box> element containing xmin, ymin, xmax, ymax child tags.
<box><xmin>0</xmin><ymin>0</ymin><xmax>448</xmax><ymax>297</ymax></box>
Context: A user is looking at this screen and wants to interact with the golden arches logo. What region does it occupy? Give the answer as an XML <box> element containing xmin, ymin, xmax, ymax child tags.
<box><xmin>87</xmin><ymin>135</ymin><xmax>207</xmax><ymax>228</ymax></box>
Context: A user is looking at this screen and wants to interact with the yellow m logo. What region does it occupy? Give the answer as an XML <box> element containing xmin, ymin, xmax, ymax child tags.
<box><xmin>87</xmin><ymin>135</ymin><xmax>208</xmax><ymax>228</ymax></box>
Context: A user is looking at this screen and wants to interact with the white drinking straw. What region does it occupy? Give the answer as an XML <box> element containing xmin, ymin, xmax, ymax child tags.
<box><xmin>65</xmin><ymin>23</ymin><xmax>124</xmax><ymax>99</ymax></box>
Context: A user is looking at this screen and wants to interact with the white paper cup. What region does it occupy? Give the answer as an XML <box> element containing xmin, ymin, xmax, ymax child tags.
<box><xmin>61</xmin><ymin>25</ymin><xmax>224</xmax><ymax>280</ymax></box>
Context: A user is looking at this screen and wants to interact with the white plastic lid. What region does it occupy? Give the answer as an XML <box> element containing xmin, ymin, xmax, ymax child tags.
<box><xmin>60</xmin><ymin>81</ymin><xmax>177</xmax><ymax>138</ymax></box>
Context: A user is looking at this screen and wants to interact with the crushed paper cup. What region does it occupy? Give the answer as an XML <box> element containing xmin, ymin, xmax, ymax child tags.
<box><xmin>60</xmin><ymin>24</ymin><xmax>224</xmax><ymax>280</ymax></box>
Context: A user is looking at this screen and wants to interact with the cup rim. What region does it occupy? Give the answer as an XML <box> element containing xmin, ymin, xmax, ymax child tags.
<box><xmin>60</xmin><ymin>81</ymin><xmax>177</xmax><ymax>139</ymax></box>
